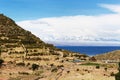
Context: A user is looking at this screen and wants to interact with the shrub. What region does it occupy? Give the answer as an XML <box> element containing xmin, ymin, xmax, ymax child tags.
<box><xmin>110</xmin><ymin>72</ymin><xmax>115</xmax><ymax>76</ymax></box>
<box><xmin>31</xmin><ymin>64</ymin><xmax>39</xmax><ymax>71</ymax></box>
<box><xmin>8</xmin><ymin>61</ymin><xmax>13</xmax><ymax>64</ymax></box>
<box><xmin>115</xmin><ymin>72</ymin><xmax>120</xmax><ymax>80</ymax></box>
<box><xmin>51</xmin><ymin>67</ymin><xmax>58</xmax><ymax>72</ymax></box>
<box><xmin>0</xmin><ymin>59</ymin><xmax>4</xmax><ymax>67</ymax></box>
<box><xmin>16</xmin><ymin>62</ymin><xmax>25</xmax><ymax>66</ymax></box>
<box><xmin>18</xmin><ymin>72</ymin><xmax>29</xmax><ymax>75</ymax></box>
<box><xmin>26</xmin><ymin>63</ymin><xmax>30</xmax><ymax>66</ymax></box>
<box><xmin>67</xmin><ymin>71</ymin><xmax>70</xmax><ymax>73</ymax></box>
<box><xmin>55</xmin><ymin>57</ymin><xmax>59</xmax><ymax>60</ymax></box>
<box><xmin>104</xmin><ymin>67</ymin><xmax>107</xmax><ymax>71</ymax></box>
<box><xmin>8</xmin><ymin>77</ymin><xmax>21</xmax><ymax>80</ymax></box>
<box><xmin>115</xmin><ymin>62</ymin><xmax>120</xmax><ymax>80</ymax></box>
<box><xmin>76</xmin><ymin>68</ymin><xmax>79</xmax><ymax>71</ymax></box>
<box><xmin>63</xmin><ymin>54</ymin><xmax>67</xmax><ymax>57</ymax></box>
<box><xmin>0</xmin><ymin>59</ymin><xmax>4</xmax><ymax>64</ymax></box>
<box><xmin>9</xmin><ymin>73</ymin><xmax>12</xmax><ymax>75</ymax></box>
<box><xmin>57</xmin><ymin>65</ymin><xmax>64</xmax><ymax>68</ymax></box>
<box><xmin>61</xmin><ymin>60</ymin><xmax>64</xmax><ymax>63</ymax></box>
<box><xmin>96</xmin><ymin>65</ymin><xmax>100</xmax><ymax>69</ymax></box>
<box><xmin>50</xmin><ymin>63</ymin><xmax>54</xmax><ymax>67</ymax></box>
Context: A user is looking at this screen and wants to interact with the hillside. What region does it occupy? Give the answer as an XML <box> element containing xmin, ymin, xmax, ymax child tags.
<box><xmin>0</xmin><ymin>14</ymin><xmax>88</xmax><ymax>61</ymax></box>
<box><xmin>95</xmin><ymin>50</ymin><xmax>120</xmax><ymax>61</ymax></box>
<box><xmin>0</xmin><ymin>14</ymin><xmax>52</xmax><ymax>61</ymax></box>
<box><xmin>0</xmin><ymin>14</ymin><xmax>88</xmax><ymax>79</ymax></box>
<box><xmin>0</xmin><ymin>14</ymin><xmax>118</xmax><ymax>80</ymax></box>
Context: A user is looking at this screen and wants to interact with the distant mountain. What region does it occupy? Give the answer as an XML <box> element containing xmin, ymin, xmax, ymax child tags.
<box><xmin>38</xmin><ymin>35</ymin><xmax>120</xmax><ymax>46</ymax></box>
<box><xmin>95</xmin><ymin>50</ymin><xmax>120</xmax><ymax>61</ymax></box>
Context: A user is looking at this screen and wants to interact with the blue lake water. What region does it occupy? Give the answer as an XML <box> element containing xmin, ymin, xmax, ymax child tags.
<box><xmin>56</xmin><ymin>46</ymin><xmax>120</xmax><ymax>56</ymax></box>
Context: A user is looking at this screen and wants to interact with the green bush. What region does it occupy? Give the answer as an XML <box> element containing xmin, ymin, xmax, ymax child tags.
<box><xmin>96</xmin><ymin>65</ymin><xmax>100</xmax><ymax>69</ymax></box>
<box><xmin>16</xmin><ymin>62</ymin><xmax>25</xmax><ymax>66</ymax></box>
<box><xmin>115</xmin><ymin>72</ymin><xmax>120</xmax><ymax>80</ymax></box>
<box><xmin>81</xmin><ymin>62</ymin><xmax>100</xmax><ymax>66</ymax></box>
<box><xmin>115</xmin><ymin>62</ymin><xmax>120</xmax><ymax>80</ymax></box>
<box><xmin>0</xmin><ymin>59</ymin><xmax>4</xmax><ymax>67</ymax></box>
<box><xmin>31</xmin><ymin>64</ymin><xmax>39</xmax><ymax>71</ymax></box>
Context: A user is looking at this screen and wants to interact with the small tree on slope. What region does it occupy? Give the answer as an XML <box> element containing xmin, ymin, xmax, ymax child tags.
<box><xmin>115</xmin><ymin>62</ymin><xmax>120</xmax><ymax>80</ymax></box>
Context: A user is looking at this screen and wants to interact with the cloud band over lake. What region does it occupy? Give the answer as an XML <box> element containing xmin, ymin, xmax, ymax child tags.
<box><xmin>17</xmin><ymin>4</ymin><xmax>120</xmax><ymax>46</ymax></box>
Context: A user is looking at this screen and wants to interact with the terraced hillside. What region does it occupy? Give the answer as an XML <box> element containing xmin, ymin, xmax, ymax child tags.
<box><xmin>0</xmin><ymin>14</ymin><xmax>118</xmax><ymax>80</ymax></box>
<box><xmin>0</xmin><ymin>14</ymin><xmax>87</xmax><ymax>63</ymax></box>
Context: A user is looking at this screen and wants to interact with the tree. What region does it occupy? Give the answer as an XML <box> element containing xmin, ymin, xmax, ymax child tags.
<box><xmin>31</xmin><ymin>64</ymin><xmax>39</xmax><ymax>71</ymax></box>
<box><xmin>115</xmin><ymin>62</ymin><xmax>120</xmax><ymax>80</ymax></box>
<box><xmin>0</xmin><ymin>59</ymin><xmax>4</xmax><ymax>68</ymax></box>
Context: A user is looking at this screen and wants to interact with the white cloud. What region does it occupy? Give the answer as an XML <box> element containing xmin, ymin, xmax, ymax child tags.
<box><xmin>17</xmin><ymin>4</ymin><xmax>120</xmax><ymax>46</ymax></box>
<box><xmin>100</xmin><ymin>4</ymin><xmax>120</xmax><ymax>13</ymax></box>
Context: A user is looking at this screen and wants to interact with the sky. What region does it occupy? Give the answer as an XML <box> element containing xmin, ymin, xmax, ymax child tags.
<box><xmin>0</xmin><ymin>0</ymin><xmax>120</xmax><ymax>46</ymax></box>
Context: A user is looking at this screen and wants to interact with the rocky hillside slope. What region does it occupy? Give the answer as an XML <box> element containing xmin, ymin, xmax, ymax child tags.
<box><xmin>95</xmin><ymin>50</ymin><xmax>120</xmax><ymax>61</ymax></box>
<box><xmin>0</xmin><ymin>14</ymin><xmax>87</xmax><ymax>62</ymax></box>
<box><xmin>0</xmin><ymin>14</ymin><xmax>117</xmax><ymax>80</ymax></box>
